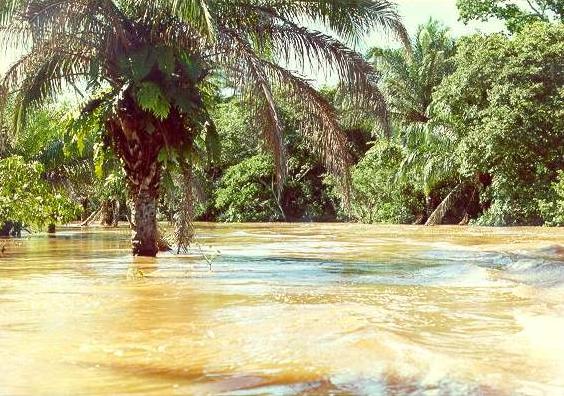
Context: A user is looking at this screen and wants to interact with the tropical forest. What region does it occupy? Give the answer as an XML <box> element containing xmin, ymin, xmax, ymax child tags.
<box><xmin>0</xmin><ymin>0</ymin><xmax>563</xmax><ymax>395</ymax></box>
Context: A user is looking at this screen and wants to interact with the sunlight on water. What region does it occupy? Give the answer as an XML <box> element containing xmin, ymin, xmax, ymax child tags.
<box><xmin>0</xmin><ymin>224</ymin><xmax>563</xmax><ymax>395</ymax></box>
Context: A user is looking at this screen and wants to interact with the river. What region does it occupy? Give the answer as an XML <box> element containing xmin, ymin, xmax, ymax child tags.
<box><xmin>0</xmin><ymin>224</ymin><xmax>563</xmax><ymax>395</ymax></box>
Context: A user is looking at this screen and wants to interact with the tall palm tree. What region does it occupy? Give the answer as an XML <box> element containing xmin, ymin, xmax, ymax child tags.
<box><xmin>398</xmin><ymin>122</ymin><xmax>461</xmax><ymax>222</ymax></box>
<box><xmin>369</xmin><ymin>20</ymin><xmax>459</xmax><ymax>223</ymax></box>
<box><xmin>369</xmin><ymin>19</ymin><xmax>455</xmax><ymax>126</ymax></box>
<box><xmin>0</xmin><ymin>0</ymin><xmax>407</xmax><ymax>256</ymax></box>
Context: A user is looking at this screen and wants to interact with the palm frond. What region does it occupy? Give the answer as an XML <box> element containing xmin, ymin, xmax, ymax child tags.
<box><xmin>2</xmin><ymin>42</ymin><xmax>94</xmax><ymax>132</ymax></box>
<box><xmin>272</xmin><ymin>0</ymin><xmax>408</xmax><ymax>46</ymax></box>
<box><xmin>218</xmin><ymin>27</ymin><xmax>351</xmax><ymax>179</ymax></box>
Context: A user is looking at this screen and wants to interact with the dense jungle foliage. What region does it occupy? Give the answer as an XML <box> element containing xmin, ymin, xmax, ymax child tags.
<box><xmin>0</xmin><ymin>3</ymin><xmax>562</xmax><ymax>238</ymax></box>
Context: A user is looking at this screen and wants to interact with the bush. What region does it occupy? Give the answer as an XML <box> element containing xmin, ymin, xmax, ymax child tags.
<box><xmin>538</xmin><ymin>171</ymin><xmax>564</xmax><ymax>226</ymax></box>
<box><xmin>344</xmin><ymin>141</ymin><xmax>424</xmax><ymax>224</ymax></box>
<box><xmin>0</xmin><ymin>156</ymin><xmax>79</xmax><ymax>229</ymax></box>
<box><xmin>214</xmin><ymin>154</ymin><xmax>281</xmax><ymax>222</ymax></box>
<box><xmin>433</xmin><ymin>22</ymin><xmax>564</xmax><ymax>225</ymax></box>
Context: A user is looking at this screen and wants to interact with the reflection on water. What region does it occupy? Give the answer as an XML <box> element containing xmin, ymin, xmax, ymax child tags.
<box><xmin>0</xmin><ymin>223</ymin><xmax>563</xmax><ymax>395</ymax></box>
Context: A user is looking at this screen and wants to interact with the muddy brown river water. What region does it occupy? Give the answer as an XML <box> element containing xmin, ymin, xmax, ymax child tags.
<box><xmin>0</xmin><ymin>223</ymin><xmax>563</xmax><ymax>395</ymax></box>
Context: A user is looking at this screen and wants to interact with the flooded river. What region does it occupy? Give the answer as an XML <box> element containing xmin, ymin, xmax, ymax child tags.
<box><xmin>0</xmin><ymin>224</ymin><xmax>563</xmax><ymax>395</ymax></box>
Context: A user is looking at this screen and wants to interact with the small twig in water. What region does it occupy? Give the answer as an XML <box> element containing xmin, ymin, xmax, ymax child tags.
<box><xmin>196</xmin><ymin>243</ymin><xmax>220</xmax><ymax>271</ymax></box>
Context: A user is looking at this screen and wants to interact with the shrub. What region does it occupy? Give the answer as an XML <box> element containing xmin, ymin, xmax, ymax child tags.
<box><xmin>214</xmin><ymin>154</ymin><xmax>281</xmax><ymax>222</ymax></box>
<box><xmin>341</xmin><ymin>141</ymin><xmax>425</xmax><ymax>224</ymax></box>
<box><xmin>0</xmin><ymin>156</ymin><xmax>79</xmax><ymax>229</ymax></box>
<box><xmin>538</xmin><ymin>171</ymin><xmax>564</xmax><ymax>226</ymax></box>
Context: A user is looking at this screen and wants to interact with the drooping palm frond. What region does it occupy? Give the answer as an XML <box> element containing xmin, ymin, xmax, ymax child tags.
<box><xmin>370</xmin><ymin>19</ymin><xmax>455</xmax><ymax>127</ymax></box>
<box><xmin>0</xmin><ymin>0</ymin><xmax>24</xmax><ymax>26</ymax></box>
<box><xmin>397</xmin><ymin>122</ymin><xmax>459</xmax><ymax>196</ymax></box>
<box><xmin>249</xmin><ymin>82</ymin><xmax>287</xmax><ymax>197</ymax></box>
<box><xmin>213</xmin><ymin>4</ymin><xmax>394</xmax><ymax>135</ymax></box>
<box><xmin>265</xmin><ymin>62</ymin><xmax>352</xmax><ymax>177</ymax></box>
<box><xmin>216</xmin><ymin>28</ymin><xmax>351</xmax><ymax>182</ymax></box>
<box><xmin>268</xmin><ymin>0</ymin><xmax>409</xmax><ymax>47</ymax></box>
<box><xmin>3</xmin><ymin>52</ymin><xmax>92</xmax><ymax>133</ymax></box>
<box><xmin>262</xmin><ymin>21</ymin><xmax>392</xmax><ymax>135</ymax></box>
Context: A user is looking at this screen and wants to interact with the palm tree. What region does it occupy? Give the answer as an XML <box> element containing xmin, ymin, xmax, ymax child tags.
<box><xmin>369</xmin><ymin>20</ymin><xmax>460</xmax><ymax>223</ymax></box>
<box><xmin>0</xmin><ymin>0</ymin><xmax>407</xmax><ymax>256</ymax></box>
<box><xmin>369</xmin><ymin>19</ymin><xmax>455</xmax><ymax>127</ymax></box>
<box><xmin>398</xmin><ymin>123</ymin><xmax>461</xmax><ymax>223</ymax></box>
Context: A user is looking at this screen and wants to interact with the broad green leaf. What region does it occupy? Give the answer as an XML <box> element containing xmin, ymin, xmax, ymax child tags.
<box><xmin>135</xmin><ymin>81</ymin><xmax>171</xmax><ymax>119</ymax></box>
<box><xmin>179</xmin><ymin>54</ymin><xmax>203</xmax><ymax>81</ymax></box>
<box><xmin>156</xmin><ymin>47</ymin><xmax>175</xmax><ymax>76</ymax></box>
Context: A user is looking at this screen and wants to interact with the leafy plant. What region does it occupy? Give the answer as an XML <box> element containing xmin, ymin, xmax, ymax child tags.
<box><xmin>457</xmin><ymin>0</ymin><xmax>563</xmax><ymax>33</ymax></box>
<box><xmin>538</xmin><ymin>171</ymin><xmax>564</xmax><ymax>227</ymax></box>
<box><xmin>215</xmin><ymin>154</ymin><xmax>280</xmax><ymax>222</ymax></box>
<box><xmin>0</xmin><ymin>156</ymin><xmax>79</xmax><ymax>230</ymax></box>
<box><xmin>433</xmin><ymin>22</ymin><xmax>564</xmax><ymax>225</ymax></box>
<box><xmin>331</xmin><ymin>141</ymin><xmax>425</xmax><ymax>224</ymax></box>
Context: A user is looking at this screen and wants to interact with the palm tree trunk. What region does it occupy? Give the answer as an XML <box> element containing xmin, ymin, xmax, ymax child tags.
<box><xmin>80</xmin><ymin>198</ymin><xmax>89</xmax><ymax>221</ymax></box>
<box><xmin>1</xmin><ymin>222</ymin><xmax>12</xmax><ymax>237</ymax></box>
<box><xmin>425</xmin><ymin>183</ymin><xmax>464</xmax><ymax>226</ymax></box>
<box><xmin>132</xmin><ymin>189</ymin><xmax>158</xmax><ymax>256</ymax></box>
<box><xmin>106</xmin><ymin>90</ymin><xmax>190</xmax><ymax>256</ymax></box>
<box><xmin>112</xmin><ymin>200</ymin><xmax>120</xmax><ymax>227</ymax></box>
<box><xmin>106</xmin><ymin>92</ymin><xmax>166</xmax><ymax>257</ymax></box>
<box><xmin>100</xmin><ymin>200</ymin><xmax>114</xmax><ymax>226</ymax></box>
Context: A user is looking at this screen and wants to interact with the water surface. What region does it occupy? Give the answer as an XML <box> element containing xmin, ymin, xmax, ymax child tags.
<box><xmin>1</xmin><ymin>224</ymin><xmax>563</xmax><ymax>395</ymax></box>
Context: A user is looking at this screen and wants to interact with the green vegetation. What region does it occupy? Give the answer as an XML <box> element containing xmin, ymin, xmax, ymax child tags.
<box><xmin>0</xmin><ymin>156</ymin><xmax>78</xmax><ymax>234</ymax></box>
<box><xmin>0</xmin><ymin>2</ymin><xmax>562</xmax><ymax>254</ymax></box>
<box><xmin>344</xmin><ymin>141</ymin><xmax>424</xmax><ymax>224</ymax></box>
<box><xmin>457</xmin><ymin>0</ymin><xmax>563</xmax><ymax>32</ymax></box>
<box><xmin>538</xmin><ymin>171</ymin><xmax>564</xmax><ymax>227</ymax></box>
<box><xmin>215</xmin><ymin>154</ymin><xmax>280</xmax><ymax>222</ymax></box>
<box><xmin>433</xmin><ymin>22</ymin><xmax>564</xmax><ymax>225</ymax></box>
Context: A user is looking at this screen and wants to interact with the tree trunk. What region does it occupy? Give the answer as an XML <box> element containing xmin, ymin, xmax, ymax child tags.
<box><xmin>425</xmin><ymin>183</ymin><xmax>464</xmax><ymax>226</ymax></box>
<box><xmin>412</xmin><ymin>213</ymin><xmax>425</xmax><ymax>225</ymax></box>
<box><xmin>107</xmin><ymin>94</ymin><xmax>163</xmax><ymax>257</ymax></box>
<box><xmin>112</xmin><ymin>200</ymin><xmax>121</xmax><ymax>227</ymax></box>
<box><xmin>100</xmin><ymin>200</ymin><xmax>114</xmax><ymax>227</ymax></box>
<box><xmin>81</xmin><ymin>206</ymin><xmax>102</xmax><ymax>227</ymax></box>
<box><xmin>425</xmin><ymin>195</ymin><xmax>433</xmax><ymax>218</ymax></box>
<box><xmin>458</xmin><ymin>212</ymin><xmax>470</xmax><ymax>225</ymax></box>
<box><xmin>0</xmin><ymin>222</ymin><xmax>12</xmax><ymax>237</ymax></box>
<box><xmin>47</xmin><ymin>224</ymin><xmax>56</xmax><ymax>234</ymax></box>
<box><xmin>80</xmin><ymin>198</ymin><xmax>90</xmax><ymax>221</ymax></box>
<box><xmin>132</xmin><ymin>190</ymin><xmax>158</xmax><ymax>257</ymax></box>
